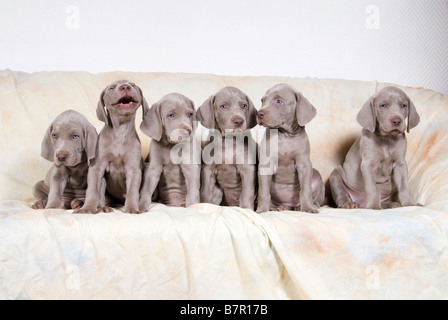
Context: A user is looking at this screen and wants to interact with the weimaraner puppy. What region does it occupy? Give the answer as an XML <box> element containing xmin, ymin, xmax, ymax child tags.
<box><xmin>329</xmin><ymin>86</ymin><xmax>421</xmax><ymax>209</ymax></box>
<box><xmin>198</xmin><ymin>86</ymin><xmax>258</xmax><ymax>210</ymax></box>
<box><xmin>139</xmin><ymin>93</ymin><xmax>201</xmax><ymax>210</ymax></box>
<box><xmin>256</xmin><ymin>84</ymin><xmax>325</xmax><ymax>213</ymax></box>
<box><xmin>32</xmin><ymin>110</ymin><xmax>98</xmax><ymax>210</ymax></box>
<box><xmin>74</xmin><ymin>80</ymin><xmax>149</xmax><ymax>214</ymax></box>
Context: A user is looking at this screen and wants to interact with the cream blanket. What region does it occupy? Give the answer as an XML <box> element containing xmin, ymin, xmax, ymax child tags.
<box><xmin>0</xmin><ymin>70</ymin><xmax>447</xmax><ymax>299</ymax></box>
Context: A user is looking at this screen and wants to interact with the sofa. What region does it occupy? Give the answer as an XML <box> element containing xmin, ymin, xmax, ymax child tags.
<box><xmin>0</xmin><ymin>70</ymin><xmax>447</xmax><ymax>300</ymax></box>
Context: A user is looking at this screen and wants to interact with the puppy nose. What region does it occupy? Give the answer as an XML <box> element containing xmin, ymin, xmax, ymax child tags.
<box><xmin>391</xmin><ymin>117</ymin><xmax>402</xmax><ymax>127</ymax></box>
<box><xmin>119</xmin><ymin>84</ymin><xmax>131</xmax><ymax>91</ymax></box>
<box><xmin>233</xmin><ymin>117</ymin><xmax>244</xmax><ymax>127</ymax></box>
<box><xmin>57</xmin><ymin>152</ymin><xmax>68</xmax><ymax>162</ymax></box>
<box><xmin>257</xmin><ymin>111</ymin><xmax>265</xmax><ymax>118</ymax></box>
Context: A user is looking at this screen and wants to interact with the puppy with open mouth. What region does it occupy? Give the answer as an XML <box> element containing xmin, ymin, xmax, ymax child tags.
<box><xmin>74</xmin><ymin>80</ymin><xmax>149</xmax><ymax>214</ymax></box>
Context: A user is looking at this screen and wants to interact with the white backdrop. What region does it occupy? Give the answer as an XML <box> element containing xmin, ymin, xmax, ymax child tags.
<box><xmin>0</xmin><ymin>0</ymin><xmax>446</xmax><ymax>94</ymax></box>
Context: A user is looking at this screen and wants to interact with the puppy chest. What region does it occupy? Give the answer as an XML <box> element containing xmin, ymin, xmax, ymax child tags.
<box><xmin>216</xmin><ymin>165</ymin><xmax>242</xmax><ymax>189</ymax></box>
<box><xmin>160</xmin><ymin>164</ymin><xmax>186</xmax><ymax>188</ymax></box>
<box><xmin>273</xmin><ymin>157</ymin><xmax>300</xmax><ymax>183</ymax></box>
<box><xmin>273</xmin><ymin>162</ymin><xmax>299</xmax><ymax>186</ymax></box>
<box><xmin>374</xmin><ymin>144</ymin><xmax>400</xmax><ymax>182</ymax></box>
<box><xmin>103</xmin><ymin>147</ymin><xmax>139</xmax><ymax>168</ymax></box>
<box><xmin>67</xmin><ymin>173</ymin><xmax>88</xmax><ymax>190</ymax></box>
<box><xmin>105</xmin><ymin>157</ymin><xmax>126</xmax><ymax>174</ymax></box>
<box><xmin>270</xmin><ymin>163</ymin><xmax>302</xmax><ymax>206</ymax></box>
<box><xmin>376</xmin><ymin>159</ymin><xmax>396</xmax><ymax>183</ymax></box>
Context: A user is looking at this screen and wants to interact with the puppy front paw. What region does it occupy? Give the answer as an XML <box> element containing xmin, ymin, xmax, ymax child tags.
<box><xmin>98</xmin><ymin>206</ymin><xmax>114</xmax><ymax>213</ymax></box>
<box><xmin>125</xmin><ymin>206</ymin><xmax>143</xmax><ymax>214</ymax></box>
<box><xmin>73</xmin><ymin>206</ymin><xmax>98</xmax><ymax>214</ymax></box>
<box><xmin>300</xmin><ymin>204</ymin><xmax>319</xmax><ymax>214</ymax></box>
<box><xmin>138</xmin><ymin>200</ymin><xmax>151</xmax><ymax>213</ymax></box>
<box><xmin>32</xmin><ymin>200</ymin><xmax>47</xmax><ymax>210</ymax></box>
<box><xmin>366</xmin><ymin>203</ymin><xmax>382</xmax><ymax>210</ymax></box>
<box><xmin>70</xmin><ymin>199</ymin><xmax>84</xmax><ymax>210</ymax></box>
<box><xmin>341</xmin><ymin>201</ymin><xmax>360</xmax><ymax>209</ymax></box>
<box><xmin>256</xmin><ymin>203</ymin><xmax>270</xmax><ymax>213</ymax></box>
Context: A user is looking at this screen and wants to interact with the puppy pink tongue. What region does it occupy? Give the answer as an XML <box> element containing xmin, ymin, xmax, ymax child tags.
<box><xmin>120</xmin><ymin>102</ymin><xmax>133</xmax><ymax>109</ymax></box>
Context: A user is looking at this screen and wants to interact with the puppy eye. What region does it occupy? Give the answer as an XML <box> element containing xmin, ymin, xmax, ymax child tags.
<box><xmin>401</xmin><ymin>104</ymin><xmax>408</xmax><ymax>108</ymax></box>
<box><xmin>241</xmin><ymin>104</ymin><xmax>248</xmax><ymax>109</ymax></box>
<box><xmin>167</xmin><ymin>114</ymin><xmax>175</xmax><ymax>118</ymax></box>
<box><xmin>220</xmin><ymin>104</ymin><xmax>227</xmax><ymax>110</ymax></box>
<box><xmin>188</xmin><ymin>112</ymin><xmax>194</xmax><ymax>117</ymax></box>
<box><xmin>109</xmin><ymin>86</ymin><xmax>116</xmax><ymax>90</ymax></box>
<box><xmin>380</xmin><ymin>104</ymin><xmax>387</xmax><ymax>108</ymax></box>
<box><xmin>72</xmin><ymin>134</ymin><xmax>80</xmax><ymax>139</ymax></box>
<box><xmin>276</xmin><ymin>99</ymin><xmax>284</xmax><ymax>105</ymax></box>
<box><xmin>51</xmin><ymin>133</ymin><xmax>57</xmax><ymax>139</ymax></box>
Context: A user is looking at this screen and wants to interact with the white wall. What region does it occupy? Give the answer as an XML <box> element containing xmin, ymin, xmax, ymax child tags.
<box><xmin>0</xmin><ymin>0</ymin><xmax>446</xmax><ymax>94</ymax></box>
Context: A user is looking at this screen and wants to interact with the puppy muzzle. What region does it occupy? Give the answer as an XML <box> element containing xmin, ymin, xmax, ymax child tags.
<box><xmin>54</xmin><ymin>150</ymin><xmax>79</xmax><ymax>167</ymax></box>
<box><xmin>169</xmin><ymin>127</ymin><xmax>193</xmax><ymax>144</ymax></box>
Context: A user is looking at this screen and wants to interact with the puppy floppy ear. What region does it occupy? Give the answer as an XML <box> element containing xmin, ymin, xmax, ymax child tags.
<box><xmin>140</xmin><ymin>101</ymin><xmax>163</xmax><ymax>141</ymax></box>
<box><xmin>295</xmin><ymin>92</ymin><xmax>317</xmax><ymax>126</ymax></box>
<box><xmin>41</xmin><ymin>123</ymin><xmax>55</xmax><ymax>162</ymax></box>
<box><xmin>356</xmin><ymin>96</ymin><xmax>376</xmax><ymax>133</ymax></box>
<box><xmin>96</xmin><ymin>87</ymin><xmax>112</xmax><ymax>127</ymax></box>
<box><xmin>136</xmin><ymin>86</ymin><xmax>151</xmax><ymax>121</ymax></box>
<box><xmin>245</xmin><ymin>95</ymin><xmax>257</xmax><ymax>129</ymax></box>
<box><xmin>406</xmin><ymin>96</ymin><xmax>420</xmax><ymax>133</ymax></box>
<box><xmin>82</xmin><ymin>123</ymin><xmax>99</xmax><ymax>166</ymax></box>
<box><xmin>197</xmin><ymin>95</ymin><xmax>216</xmax><ymax>130</ymax></box>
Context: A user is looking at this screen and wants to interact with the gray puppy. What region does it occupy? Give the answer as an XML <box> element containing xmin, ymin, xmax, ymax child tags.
<box><xmin>198</xmin><ymin>86</ymin><xmax>258</xmax><ymax>210</ymax></box>
<box><xmin>139</xmin><ymin>93</ymin><xmax>201</xmax><ymax>210</ymax></box>
<box><xmin>32</xmin><ymin>110</ymin><xmax>98</xmax><ymax>210</ymax></box>
<box><xmin>256</xmin><ymin>84</ymin><xmax>324</xmax><ymax>213</ymax></box>
<box><xmin>329</xmin><ymin>86</ymin><xmax>421</xmax><ymax>209</ymax></box>
<box><xmin>75</xmin><ymin>80</ymin><xmax>149</xmax><ymax>214</ymax></box>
